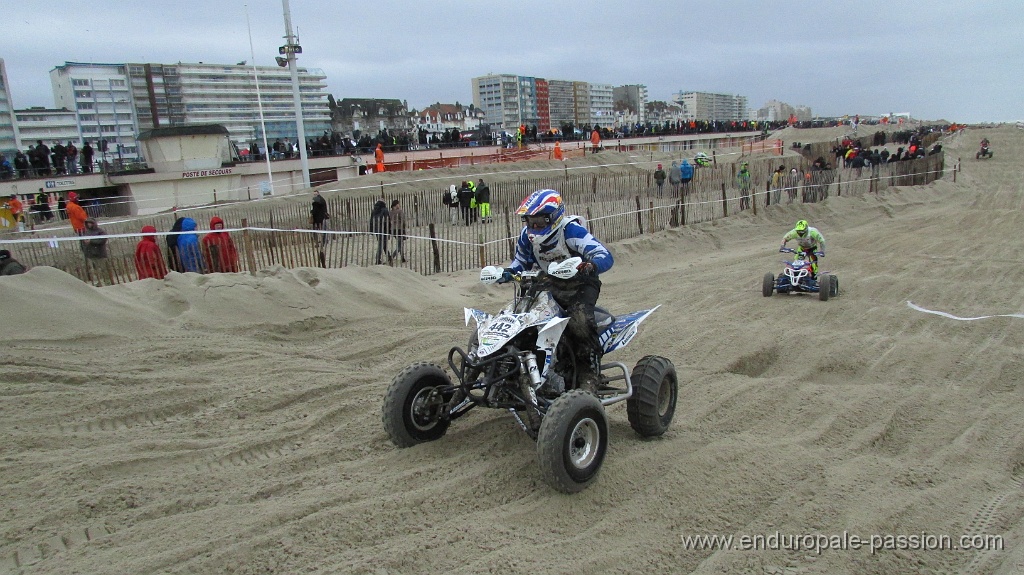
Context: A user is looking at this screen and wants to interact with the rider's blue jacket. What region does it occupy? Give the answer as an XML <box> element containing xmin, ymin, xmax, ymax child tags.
<box><xmin>507</xmin><ymin>218</ymin><xmax>613</xmax><ymax>275</ymax></box>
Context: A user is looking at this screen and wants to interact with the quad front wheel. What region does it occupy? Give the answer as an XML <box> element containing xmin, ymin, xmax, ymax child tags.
<box><xmin>626</xmin><ymin>355</ymin><xmax>678</xmax><ymax>437</ymax></box>
<box><xmin>382</xmin><ymin>362</ymin><xmax>453</xmax><ymax>447</ymax></box>
<box><xmin>537</xmin><ymin>390</ymin><xmax>609</xmax><ymax>493</ymax></box>
<box><xmin>762</xmin><ymin>272</ymin><xmax>775</xmax><ymax>297</ymax></box>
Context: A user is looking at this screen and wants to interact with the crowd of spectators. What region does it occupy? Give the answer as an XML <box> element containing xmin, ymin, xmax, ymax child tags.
<box><xmin>0</xmin><ymin>140</ymin><xmax>97</xmax><ymax>181</ymax></box>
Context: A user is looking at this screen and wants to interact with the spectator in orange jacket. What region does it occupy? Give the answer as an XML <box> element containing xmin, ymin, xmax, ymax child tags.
<box><xmin>374</xmin><ymin>143</ymin><xmax>385</xmax><ymax>173</ymax></box>
<box><xmin>65</xmin><ymin>192</ymin><xmax>88</xmax><ymax>234</ymax></box>
<box><xmin>553</xmin><ymin>141</ymin><xmax>564</xmax><ymax>161</ymax></box>
<box><xmin>590</xmin><ymin>128</ymin><xmax>601</xmax><ymax>153</ymax></box>
<box><xmin>201</xmin><ymin>216</ymin><xmax>239</xmax><ymax>273</ymax></box>
<box><xmin>134</xmin><ymin>225</ymin><xmax>168</xmax><ymax>279</ymax></box>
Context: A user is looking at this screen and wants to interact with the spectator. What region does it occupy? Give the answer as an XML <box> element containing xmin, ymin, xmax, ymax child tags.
<box><xmin>34</xmin><ymin>189</ymin><xmax>53</xmax><ymax>223</ymax></box>
<box><xmin>787</xmin><ymin>168</ymin><xmax>801</xmax><ymax>204</ymax></box>
<box><xmin>81</xmin><ymin>218</ymin><xmax>110</xmax><ymax>285</ymax></box>
<box><xmin>66</xmin><ymin>192</ymin><xmax>88</xmax><ymax>234</ymax></box>
<box><xmin>0</xmin><ymin>249</ymin><xmax>27</xmax><ymax>275</ymax></box>
<box><xmin>679</xmin><ymin>159</ymin><xmax>694</xmax><ymax>196</ymax></box>
<box><xmin>56</xmin><ymin>195</ymin><xmax>67</xmax><ymax>220</ymax></box>
<box><xmin>81</xmin><ymin>141</ymin><xmax>94</xmax><ymax>174</ymax></box>
<box><xmin>369</xmin><ymin>196</ymin><xmax>390</xmax><ymax>265</ymax></box>
<box><xmin>653</xmin><ymin>164</ymin><xmax>666</xmax><ymax>196</ymax></box>
<box><xmin>553</xmin><ymin>141</ymin><xmax>564</xmax><ymax>161</ymax></box>
<box><xmin>457</xmin><ymin>181</ymin><xmax>475</xmax><ymax>226</ymax></box>
<box><xmin>177</xmin><ymin>217</ymin><xmax>205</xmax><ymax>273</ymax></box>
<box><xmin>476</xmin><ymin>178</ymin><xmax>492</xmax><ymax>223</ymax></box>
<box><xmin>374</xmin><ymin>143</ymin><xmax>385</xmax><ymax>173</ymax></box>
<box><xmin>668</xmin><ymin>160</ymin><xmax>681</xmax><ymax>195</ymax></box>
<box><xmin>5</xmin><ymin>195</ymin><xmax>24</xmax><ymax>232</ymax></box>
<box><xmin>736</xmin><ymin>162</ymin><xmax>752</xmax><ymax>211</ymax></box>
<box><xmin>34</xmin><ymin>141</ymin><xmax>51</xmax><ymax>176</ymax></box>
<box><xmin>65</xmin><ymin>141</ymin><xmax>79</xmax><ymax>175</ymax></box>
<box><xmin>389</xmin><ymin>199</ymin><xmax>407</xmax><ymax>264</ymax></box>
<box><xmin>446</xmin><ymin>184</ymin><xmax>460</xmax><ymax>225</ymax></box>
<box><xmin>201</xmin><ymin>216</ymin><xmax>239</xmax><ymax>273</ymax></box>
<box><xmin>13</xmin><ymin>151</ymin><xmax>29</xmax><ymax>179</ymax></box>
<box><xmin>134</xmin><ymin>225</ymin><xmax>168</xmax><ymax>280</ymax></box>
<box><xmin>590</xmin><ymin>127</ymin><xmax>601</xmax><ymax>153</ymax></box>
<box><xmin>770</xmin><ymin>166</ymin><xmax>785</xmax><ymax>205</ymax></box>
<box><xmin>0</xmin><ymin>154</ymin><xmax>12</xmax><ymax>180</ymax></box>
<box><xmin>51</xmin><ymin>141</ymin><xmax>66</xmax><ymax>175</ymax></box>
<box><xmin>166</xmin><ymin>217</ymin><xmax>186</xmax><ymax>272</ymax></box>
<box><xmin>310</xmin><ymin>190</ymin><xmax>329</xmax><ymax>230</ymax></box>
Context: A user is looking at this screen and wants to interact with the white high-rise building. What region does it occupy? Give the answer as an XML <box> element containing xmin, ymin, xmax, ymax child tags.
<box><xmin>50</xmin><ymin>61</ymin><xmax>332</xmax><ymax>157</ymax></box>
<box><xmin>672</xmin><ymin>91</ymin><xmax>748</xmax><ymax>122</ymax></box>
<box><xmin>0</xmin><ymin>59</ymin><xmax>21</xmax><ymax>157</ymax></box>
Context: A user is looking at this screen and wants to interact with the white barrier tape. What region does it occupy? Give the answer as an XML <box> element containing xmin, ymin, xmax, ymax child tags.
<box><xmin>906</xmin><ymin>301</ymin><xmax>1024</xmax><ymax>321</ymax></box>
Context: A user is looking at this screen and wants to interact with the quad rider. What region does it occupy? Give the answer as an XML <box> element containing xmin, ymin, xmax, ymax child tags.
<box><xmin>780</xmin><ymin>219</ymin><xmax>826</xmax><ymax>276</ymax></box>
<box><xmin>498</xmin><ymin>189</ymin><xmax>614</xmax><ymax>392</ymax></box>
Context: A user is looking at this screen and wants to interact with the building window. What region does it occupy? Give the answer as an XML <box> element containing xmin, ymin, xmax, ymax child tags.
<box><xmin>72</xmin><ymin>79</ymin><xmax>89</xmax><ymax>86</ymax></box>
<box><xmin>75</xmin><ymin>91</ymin><xmax>92</xmax><ymax>99</ymax></box>
<box><xmin>78</xmin><ymin>102</ymin><xmax>93</xmax><ymax>110</ymax></box>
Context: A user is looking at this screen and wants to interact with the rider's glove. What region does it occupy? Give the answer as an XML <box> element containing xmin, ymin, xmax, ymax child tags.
<box><xmin>576</xmin><ymin>261</ymin><xmax>596</xmax><ymax>276</ymax></box>
<box><xmin>815</xmin><ymin>251</ymin><xmax>825</xmax><ymax>258</ymax></box>
<box><xmin>779</xmin><ymin>245</ymin><xmax>786</xmax><ymax>252</ymax></box>
<box><xmin>496</xmin><ymin>268</ymin><xmax>514</xmax><ymax>284</ymax></box>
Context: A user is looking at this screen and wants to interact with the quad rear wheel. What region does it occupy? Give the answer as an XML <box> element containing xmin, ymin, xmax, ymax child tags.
<box><xmin>818</xmin><ymin>273</ymin><xmax>831</xmax><ymax>301</ymax></box>
<box><xmin>626</xmin><ymin>355</ymin><xmax>678</xmax><ymax>437</ymax></box>
<box><xmin>537</xmin><ymin>390</ymin><xmax>609</xmax><ymax>493</ymax></box>
<box><xmin>762</xmin><ymin>272</ymin><xmax>775</xmax><ymax>297</ymax></box>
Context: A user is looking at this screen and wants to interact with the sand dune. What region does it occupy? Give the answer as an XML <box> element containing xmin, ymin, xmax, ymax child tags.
<box><xmin>2</xmin><ymin>125</ymin><xmax>1023</xmax><ymax>575</ymax></box>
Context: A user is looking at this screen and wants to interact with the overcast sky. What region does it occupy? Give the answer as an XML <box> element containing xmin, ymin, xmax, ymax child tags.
<box><xmin>4</xmin><ymin>0</ymin><xmax>1021</xmax><ymax>123</ymax></box>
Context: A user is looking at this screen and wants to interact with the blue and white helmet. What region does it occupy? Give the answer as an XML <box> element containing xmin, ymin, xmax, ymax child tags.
<box><xmin>516</xmin><ymin>189</ymin><xmax>566</xmax><ymax>243</ymax></box>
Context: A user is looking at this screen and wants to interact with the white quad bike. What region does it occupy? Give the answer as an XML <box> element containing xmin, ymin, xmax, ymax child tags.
<box><xmin>382</xmin><ymin>257</ymin><xmax>678</xmax><ymax>493</ymax></box>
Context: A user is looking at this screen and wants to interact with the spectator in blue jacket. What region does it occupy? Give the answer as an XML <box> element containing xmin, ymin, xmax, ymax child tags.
<box><xmin>177</xmin><ymin>217</ymin><xmax>206</xmax><ymax>273</ymax></box>
<box><xmin>679</xmin><ymin>159</ymin><xmax>695</xmax><ymax>196</ymax></box>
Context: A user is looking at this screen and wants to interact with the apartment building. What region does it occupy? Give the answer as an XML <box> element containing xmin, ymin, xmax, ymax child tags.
<box><xmin>672</xmin><ymin>91</ymin><xmax>748</xmax><ymax>122</ymax></box>
<box><xmin>13</xmin><ymin>108</ymin><xmax>80</xmax><ymax>150</ymax></box>
<box><xmin>0</xmin><ymin>59</ymin><xmax>18</xmax><ymax>157</ymax></box>
<box><xmin>612</xmin><ymin>84</ymin><xmax>648</xmax><ymax>124</ymax></box>
<box><xmin>49</xmin><ymin>61</ymin><xmax>331</xmax><ymax>158</ymax></box>
<box><xmin>588</xmin><ymin>83</ymin><xmax>614</xmax><ymax>128</ymax></box>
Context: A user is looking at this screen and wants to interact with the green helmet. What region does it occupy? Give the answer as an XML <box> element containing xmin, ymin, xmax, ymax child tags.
<box><xmin>795</xmin><ymin>220</ymin><xmax>808</xmax><ymax>237</ymax></box>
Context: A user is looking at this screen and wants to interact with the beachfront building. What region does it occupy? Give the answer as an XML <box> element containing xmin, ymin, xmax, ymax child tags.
<box><xmin>471</xmin><ymin>74</ymin><xmax>625</xmax><ymax>134</ymax></box>
<box><xmin>0</xmin><ymin>59</ymin><xmax>19</xmax><ymax>157</ymax></box>
<box><xmin>754</xmin><ymin>100</ymin><xmax>813</xmax><ymax>123</ymax></box>
<box><xmin>12</xmin><ymin>108</ymin><xmax>80</xmax><ymax>150</ymax></box>
<box><xmin>331</xmin><ymin>98</ymin><xmax>411</xmax><ymax>136</ymax></box>
<box><xmin>547</xmin><ymin>80</ymin><xmax>575</xmax><ymax>131</ymax></box>
<box><xmin>49</xmin><ymin>61</ymin><xmax>332</xmax><ymax>157</ymax></box>
<box><xmin>673</xmin><ymin>91</ymin><xmax>748</xmax><ymax>122</ymax></box>
<box><xmin>612</xmin><ymin>84</ymin><xmax>649</xmax><ymax>126</ymax></box>
<box><xmin>412</xmin><ymin>103</ymin><xmax>482</xmax><ymax>134</ymax></box>
<box><xmin>588</xmin><ymin>83</ymin><xmax>614</xmax><ymax>129</ymax></box>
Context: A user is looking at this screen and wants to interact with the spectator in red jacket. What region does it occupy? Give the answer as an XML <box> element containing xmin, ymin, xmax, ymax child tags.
<box><xmin>134</xmin><ymin>225</ymin><xmax>168</xmax><ymax>279</ymax></box>
<box><xmin>201</xmin><ymin>216</ymin><xmax>239</xmax><ymax>273</ymax></box>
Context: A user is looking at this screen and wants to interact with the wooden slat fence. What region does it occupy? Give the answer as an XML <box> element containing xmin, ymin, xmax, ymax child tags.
<box><xmin>2</xmin><ymin>153</ymin><xmax>945</xmax><ymax>285</ymax></box>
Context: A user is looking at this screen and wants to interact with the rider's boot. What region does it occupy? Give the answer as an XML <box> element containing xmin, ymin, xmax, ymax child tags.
<box><xmin>576</xmin><ymin>351</ymin><xmax>602</xmax><ymax>395</ymax></box>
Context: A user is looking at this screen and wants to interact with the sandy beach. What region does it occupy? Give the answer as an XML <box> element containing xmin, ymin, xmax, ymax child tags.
<box><xmin>3</xmin><ymin>123</ymin><xmax>1023</xmax><ymax>575</ymax></box>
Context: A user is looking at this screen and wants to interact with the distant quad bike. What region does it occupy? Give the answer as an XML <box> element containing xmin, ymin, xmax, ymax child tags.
<box><xmin>383</xmin><ymin>257</ymin><xmax>678</xmax><ymax>493</ymax></box>
<box><xmin>977</xmin><ymin>144</ymin><xmax>993</xmax><ymax>159</ymax></box>
<box><xmin>762</xmin><ymin>247</ymin><xmax>839</xmax><ymax>301</ymax></box>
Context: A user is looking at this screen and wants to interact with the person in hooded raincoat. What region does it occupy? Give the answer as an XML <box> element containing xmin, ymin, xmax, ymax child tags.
<box><xmin>177</xmin><ymin>217</ymin><xmax>205</xmax><ymax>273</ymax></box>
<box><xmin>166</xmin><ymin>217</ymin><xmax>186</xmax><ymax>272</ymax></box>
<box><xmin>135</xmin><ymin>225</ymin><xmax>168</xmax><ymax>279</ymax></box>
<box><xmin>201</xmin><ymin>216</ymin><xmax>239</xmax><ymax>273</ymax></box>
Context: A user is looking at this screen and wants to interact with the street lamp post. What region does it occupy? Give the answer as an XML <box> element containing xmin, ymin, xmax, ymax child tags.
<box><xmin>280</xmin><ymin>0</ymin><xmax>311</xmax><ymax>189</ymax></box>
